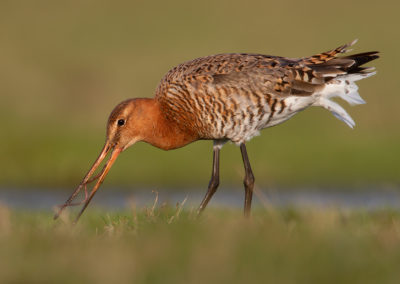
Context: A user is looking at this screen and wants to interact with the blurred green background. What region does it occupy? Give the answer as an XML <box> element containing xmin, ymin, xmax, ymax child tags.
<box><xmin>0</xmin><ymin>0</ymin><xmax>399</xmax><ymax>190</ymax></box>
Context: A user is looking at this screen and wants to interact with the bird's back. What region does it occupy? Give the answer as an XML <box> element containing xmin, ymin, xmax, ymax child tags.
<box><xmin>155</xmin><ymin>41</ymin><xmax>378</xmax><ymax>144</ymax></box>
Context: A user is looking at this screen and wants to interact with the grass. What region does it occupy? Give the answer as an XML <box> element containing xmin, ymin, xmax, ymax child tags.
<box><xmin>1</xmin><ymin>203</ymin><xmax>400</xmax><ymax>283</ymax></box>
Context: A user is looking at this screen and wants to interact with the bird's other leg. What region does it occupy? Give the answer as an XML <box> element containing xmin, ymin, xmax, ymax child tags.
<box><xmin>240</xmin><ymin>143</ymin><xmax>255</xmax><ymax>218</ymax></box>
<box><xmin>197</xmin><ymin>141</ymin><xmax>222</xmax><ymax>215</ymax></box>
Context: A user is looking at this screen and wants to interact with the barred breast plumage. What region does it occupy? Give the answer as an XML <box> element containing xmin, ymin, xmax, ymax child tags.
<box><xmin>156</xmin><ymin>40</ymin><xmax>378</xmax><ymax>144</ymax></box>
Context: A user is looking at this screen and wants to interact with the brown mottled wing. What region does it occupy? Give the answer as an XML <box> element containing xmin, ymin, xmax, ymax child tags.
<box><xmin>156</xmin><ymin>39</ymin><xmax>373</xmax><ymax>102</ymax></box>
<box><xmin>156</xmin><ymin>53</ymin><xmax>323</xmax><ymax>101</ymax></box>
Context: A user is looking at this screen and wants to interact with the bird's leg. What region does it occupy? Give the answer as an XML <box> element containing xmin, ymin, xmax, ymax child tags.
<box><xmin>240</xmin><ymin>143</ymin><xmax>255</xmax><ymax>218</ymax></box>
<box><xmin>197</xmin><ymin>143</ymin><xmax>220</xmax><ymax>215</ymax></box>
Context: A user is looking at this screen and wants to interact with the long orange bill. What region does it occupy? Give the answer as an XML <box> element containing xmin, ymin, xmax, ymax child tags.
<box><xmin>53</xmin><ymin>142</ymin><xmax>122</xmax><ymax>222</ymax></box>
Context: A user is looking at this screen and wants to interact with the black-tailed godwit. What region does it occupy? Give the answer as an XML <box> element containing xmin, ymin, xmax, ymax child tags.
<box><xmin>54</xmin><ymin>40</ymin><xmax>379</xmax><ymax>221</ymax></box>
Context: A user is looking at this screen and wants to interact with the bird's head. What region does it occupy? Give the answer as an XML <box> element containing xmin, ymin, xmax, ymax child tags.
<box><xmin>54</xmin><ymin>97</ymin><xmax>196</xmax><ymax>222</ymax></box>
<box><xmin>105</xmin><ymin>98</ymin><xmax>144</xmax><ymax>151</ymax></box>
<box><xmin>54</xmin><ymin>98</ymin><xmax>152</xmax><ymax>221</ymax></box>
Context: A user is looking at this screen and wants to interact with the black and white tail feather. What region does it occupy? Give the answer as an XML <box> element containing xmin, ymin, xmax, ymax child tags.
<box><xmin>308</xmin><ymin>39</ymin><xmax>379</xmax><ymax>128</ymax></box>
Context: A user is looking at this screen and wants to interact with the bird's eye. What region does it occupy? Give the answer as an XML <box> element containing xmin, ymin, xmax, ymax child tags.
<box><xmin>117</xmin><ymin>119</ymin><xmax>125</xmax><ymax>126</ymax></box>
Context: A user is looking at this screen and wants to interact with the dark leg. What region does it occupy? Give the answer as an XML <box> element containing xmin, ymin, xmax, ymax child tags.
<box><xmin>240</xmin><ymin>143</ymin><xmax>255</xmax><ymax>218</ymax></box>
<box><xmin>197</xmin><ymin>143</ymin><xmax>221</xmax><ymax>215</ymax></box>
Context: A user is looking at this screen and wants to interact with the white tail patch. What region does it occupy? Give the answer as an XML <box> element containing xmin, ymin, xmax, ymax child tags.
<box><xmin>313</xmin><ymin>71</ymin><xmax>376</xmax><ymax>128</ymax></box>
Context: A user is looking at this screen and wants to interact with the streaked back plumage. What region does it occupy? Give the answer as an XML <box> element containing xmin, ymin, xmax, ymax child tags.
<box><xmin>155</xmin><ymin>40</ymin><xmax>379</xmax><ymax>144</ymax></box>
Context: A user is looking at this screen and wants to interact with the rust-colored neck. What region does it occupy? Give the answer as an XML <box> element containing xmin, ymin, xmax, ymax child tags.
<box><xmin>136</xmin><ymin>98</ymin><xmax>197</xmax><ymax>150</ymax></box>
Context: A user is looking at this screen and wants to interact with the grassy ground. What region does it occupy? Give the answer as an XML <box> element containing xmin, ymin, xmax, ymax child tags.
<box><xmin>1</xmin><ymin>204</ymin><xmax>400</xmax><ymax>283</ymax></box>
<box><xmin>1</xmin><ymin>0</ymin><xmax>399</xmax><ymax>189</ymax></box>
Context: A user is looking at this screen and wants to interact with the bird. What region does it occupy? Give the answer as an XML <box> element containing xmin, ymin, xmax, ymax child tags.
<box><xmin>54</xmin><ymin>40</ymin><xmax>379</xmax><ymax>222</ymax></box>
